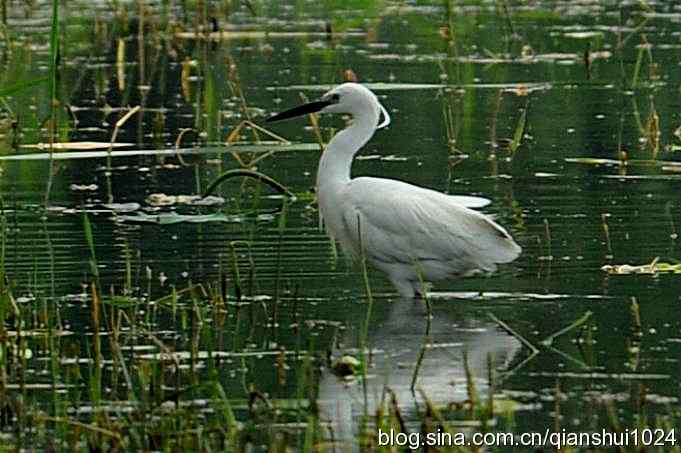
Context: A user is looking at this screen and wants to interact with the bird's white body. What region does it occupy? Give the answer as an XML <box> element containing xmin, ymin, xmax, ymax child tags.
<box><xmin>272</xmin><ymin>83</ymin><xmax>521</xmax><ymax>298</ymax></box>
<box><xmin>318</xmin><ymin>176</ymin><xmax>520</xmax><ymax>298</ymax></box>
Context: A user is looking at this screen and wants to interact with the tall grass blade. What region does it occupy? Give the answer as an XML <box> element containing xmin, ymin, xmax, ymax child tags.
<box><xmin>83</xmin><ymin>213</ymin><xmax>99</xmax><ymax>280</ymax></box>
<box><xmin>509</xmin><ymin>102</ymin><xmax>528</xmax><ymax>154</ymax></box>
<box><xmin>48</xmin><ymin>0</ymin><xmax>60</xmax><ymax>112</ymax></box>
<box><xmin>45</xmin><ymin>0</ymin><xmax>60</xmax><ymax>206</ymax></box>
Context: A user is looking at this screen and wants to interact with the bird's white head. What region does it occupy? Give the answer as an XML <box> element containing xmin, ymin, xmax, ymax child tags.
<box><xmin>267</xmin><ymin>82</ymin><xmax>391</xmax><ymax>129</ymax></box>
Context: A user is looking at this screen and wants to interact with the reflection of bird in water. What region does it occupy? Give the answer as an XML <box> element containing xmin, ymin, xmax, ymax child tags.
<box><xmin>316</xmin><ymin>296</ymin><xmax>521</xmax><ymax>450</ymax></box>
<box><xmin>268</xmin><ymin>83</ymin><xmax>521</xmax><ymax>298</ymax></box>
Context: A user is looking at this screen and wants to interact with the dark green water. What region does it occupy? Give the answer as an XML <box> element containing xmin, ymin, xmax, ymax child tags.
<box><xmin>2</xmin><ymin>0</ymin><xmax>681</xmax><ymax>449</ymax></box>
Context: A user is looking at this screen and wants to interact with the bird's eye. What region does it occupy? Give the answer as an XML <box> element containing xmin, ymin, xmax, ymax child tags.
<box><xmin>330</xmin><ymin>93</ymin><xmax>340</xmax><ymax>102</ymax></box>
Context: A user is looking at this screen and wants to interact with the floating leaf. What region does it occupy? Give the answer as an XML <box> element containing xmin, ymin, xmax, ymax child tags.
<box><xmin>146</xmin><ymin>194</ymin><xmax>225</xmax><ymax>207</ymax></box>
<box><xmin>565</xmin><ymin>157</ymin><xmax>622</xmax><ymax>165</ymax></box>
<box><xmin>601</xmin><ymin>258</ymin><xmax>681</xmax><ymax>275</ymax></box>
<box><xmin>564</xmin><ymin>31</ymin><xmax>604</xmax><ymax>39</ymax></box>
<box><xmin>117</xmin><ymin>212</ymin><xmax>245</xmax><ymax>225</ymax></box>
<box><xmin>102</xmin><ymin>203</ymin><xmax>141</xmax><ymax>213</ymax></box>
<box><xmin>70</xmin><ymin>184</ymin><xmax>98</xmax><ymax>191</ymax></box>
<box><xmin>589</xmin><ymin>50</ymin><xmax>612</xmax><ymax>61</ymax></box>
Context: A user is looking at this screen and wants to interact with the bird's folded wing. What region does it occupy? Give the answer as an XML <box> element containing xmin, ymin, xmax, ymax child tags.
<box><xmin>344</xmin><ymin>178</ymin><xmax>520</xmax><ymax>268</ymax></box>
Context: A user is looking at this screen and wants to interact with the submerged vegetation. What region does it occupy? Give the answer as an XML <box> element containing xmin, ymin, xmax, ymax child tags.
<box><xmin>1</xmin><ymin>0</ymin><xmax>681</xmax><ymax>451</ymax></box>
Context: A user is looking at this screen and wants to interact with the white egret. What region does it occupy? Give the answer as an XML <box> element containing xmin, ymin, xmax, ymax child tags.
<box><xmin>267</xmin><ymin>83</ymin><xmax>521</xmax><ymax>298</ymax></box>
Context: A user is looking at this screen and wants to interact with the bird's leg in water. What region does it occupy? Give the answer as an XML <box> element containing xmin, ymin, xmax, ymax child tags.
<box><xmin>388</xmin><ymin>276</ymin><xmax>418</xmax><ymax>299</ymax></box>
<box><xmin>413</xmin><ymin>267</ymin><xmax>432</xmax><ymax>301</ymax></box>
<box><xmin>414</xmin><ymin>283</ymin><xmax>432</xmax><ymax>301</ymax></box>
<box><xmin>413</xmin><ymin>281</ymin><xmax>425</xmax><ymax>299</ymax></box>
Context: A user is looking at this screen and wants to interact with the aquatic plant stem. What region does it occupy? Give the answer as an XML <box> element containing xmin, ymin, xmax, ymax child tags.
<box><xmin>203</xmin><ymin>169</ymin><xmax>295</xmax><ymax>199</ymax></box>
<box><xmin>541</xmin><ymin>311</ymin><xmax>593</xmax><ymax>347</ymax></box>
<box><xmin>273</xmin><ymin>199</ymin><xmax>289</xmax><ymax>340</ymax></box>
<box><xmin>488</xmin><ymin>312</ymin><xmax>539</xmax><ymax>354</ymax></box>
<box><xmin>106</xmin><ymin>106</ymin><xmax>140</xmax><ymax>203</ymax></box>
<box><xmin>601</xmin><ymin>214</ymin><xmax>612</xmax><ymax>257</ymax></box>
<box><xmin>45</xmin><ymin>0</ymin><xmax>60</xmax><ymax>207</ymax></box>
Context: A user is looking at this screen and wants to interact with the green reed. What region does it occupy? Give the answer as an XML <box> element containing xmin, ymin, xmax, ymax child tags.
<box><xmin>43</xmin><ymin>0</ymin><xmax>60</xmax><ymax>206</ymax></box>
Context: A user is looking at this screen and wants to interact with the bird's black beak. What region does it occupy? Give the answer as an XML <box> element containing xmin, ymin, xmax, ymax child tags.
<box><xmin>266</xmin><ymin>100</ymin><xmax>332</xmax><ymax>122</ymax></box>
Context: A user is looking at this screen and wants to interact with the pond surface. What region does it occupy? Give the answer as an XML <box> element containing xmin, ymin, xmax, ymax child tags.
<box><xmin>1</xmin><ymin>0</ymin><xmax>681</xmax><ymax>450</ymax></box>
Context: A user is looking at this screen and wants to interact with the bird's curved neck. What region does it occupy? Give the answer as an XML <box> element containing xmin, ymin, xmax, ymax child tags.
<box><xmin>317</xmin><ymin>110</ymin><xmax>378</xmax><ymax>190</ymax></box>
